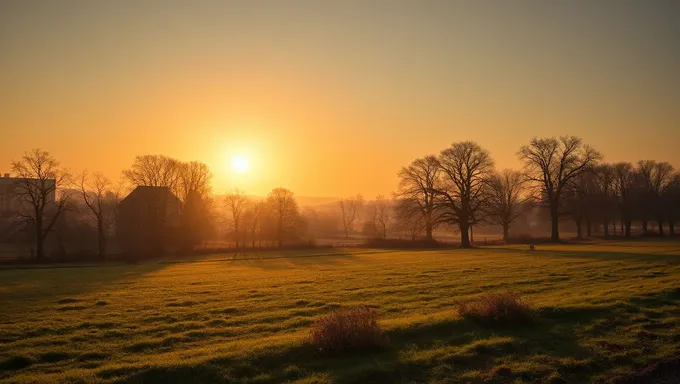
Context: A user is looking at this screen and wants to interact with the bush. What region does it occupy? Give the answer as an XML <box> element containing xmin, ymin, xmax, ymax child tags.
<box><xmin>309</xmin><ymin>307</ymin><xmax>384</xmax><ymax>353</ymax></box>
<box><xmin>456</xmin><ymin>292</ymin><xmax>535</xmax><ymax>326</ymax></box>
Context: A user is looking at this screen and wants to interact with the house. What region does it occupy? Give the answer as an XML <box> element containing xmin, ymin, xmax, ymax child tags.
<box><xmin>116</xmin><ymin>186</ymin><xmax>182</xmax><ymax>257</ymax></box>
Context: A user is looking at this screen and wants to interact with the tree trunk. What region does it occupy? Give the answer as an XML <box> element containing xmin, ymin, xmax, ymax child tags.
<box><xmin>548</xmin><ymin>198</ymin><xmax>560</xmax><ymax>242</ymax></box>
<box><xmin>625</xmin><ymin>221</ymin><xmax>632</xmax><ymax>238</ymax></box>
<box><xmin>97</xmin><ymin>219</ymin><xmax>106</xmax><ymax>261</ymax></box>
<box><xmin>460</xmin><ymin>221</ymin><xmax>471</xmax><ymax>248</ymax></box>
<box><xmin>642</xmin><ymin>220</ymin><xmax>648</xmax><ymax>233</ymax></box>
<box><xmin>502</xmin><ymin>223</ymin><xmax>509</xmax><ymax>242</ymax></box>
<box><xmin>669</xmin><ymin>222</ymin><xmax>675</xmax><ymax>236</ymax></box>
<box><xmin>603</xmin><ymin>218</ymin><xmax>609</xmax><ymax>237</ymax></box>
<box><xmin>277</xmin><ymin>218</ymin><xmax>283</xmax><ymax>247</ymax></box>
<box><xmin>425</xmin><ymin>224</ymin><xmax>433</xmax><ymax>241</ymax></box>
<box><xmin>658</xmin><ymin>220</ymin><xmax>664</xmax><ymax>236</ymax></box>
<box><xmin>35</xmin><ymin>214</ymin><xmax>44</xmax><ymax>261</ymax></box>
<box><xmin>586</xmin><ymin>219</ymin><xmax>592</xmax><ymax>238</ymax></box>
<box><xmin>575</xmin><ymin>218</ymin><xmax>583</xmax><ymax>240</ymax></box>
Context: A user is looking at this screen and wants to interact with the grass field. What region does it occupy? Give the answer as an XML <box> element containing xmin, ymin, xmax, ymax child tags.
<box><xmin>2</xmin><ymin>241</ymin><xmax>680</xmax><ymax>383</ymax></box>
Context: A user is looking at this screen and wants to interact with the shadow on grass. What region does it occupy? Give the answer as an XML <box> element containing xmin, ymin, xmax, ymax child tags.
<box><xmin>489</xmin><ymin>244</ymin><xmax>680</xmax><ymax>265</ymax></box>
<box><xmin>111</xmin><ymin>288</ymin><xmax>680</xmax><ymax>384</ymax></box>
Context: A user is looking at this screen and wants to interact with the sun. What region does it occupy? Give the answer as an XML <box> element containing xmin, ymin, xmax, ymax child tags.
<box><xmin>231</xmin><ymin>155</ymin><xmax>249</xmax><ymax>173</ymax></box>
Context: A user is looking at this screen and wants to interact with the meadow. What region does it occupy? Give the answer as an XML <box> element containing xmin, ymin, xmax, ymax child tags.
<box><xmin>1</xmin><ymin>241</ymin><xmax>680</xmax><ymax>383</ymax></box>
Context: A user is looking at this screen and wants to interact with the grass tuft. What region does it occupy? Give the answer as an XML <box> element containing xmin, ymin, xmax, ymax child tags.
<box><xmin>309</xmin><ymin>307</ymin><xmax>385</xmax><ymax>354</ymax></box>
<box><xmin>457</xmin><ymin>291</ymin><xmax>535</xmax><ymax>326</ymax></box>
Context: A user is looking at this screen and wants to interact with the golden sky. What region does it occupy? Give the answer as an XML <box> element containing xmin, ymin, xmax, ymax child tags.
<box><xmin>1</xmin><ymin>1</ymin><xmax>679</xmax><ymax>197</ymax></box>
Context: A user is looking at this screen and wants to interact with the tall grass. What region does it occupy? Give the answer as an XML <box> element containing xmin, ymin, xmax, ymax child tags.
<box><xmin>309</xmin><ymin>307</ymin><xmax>384</xmax><ymax>353</ymax></box>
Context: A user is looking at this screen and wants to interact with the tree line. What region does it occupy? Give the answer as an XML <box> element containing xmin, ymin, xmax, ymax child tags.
<box><xmin>392</xmin><ymin>136</ymin><xmax>680</xmax><ymax>247</ymax></box>
<box><xmin>3</xmin><ymin>151</ymin><xmax>306</xmax><ymax>261</ymax></box>
<box><xmin>4</xmin><ymin>137</ymin><xmax>680</xmax><ymax>260</ymax></box>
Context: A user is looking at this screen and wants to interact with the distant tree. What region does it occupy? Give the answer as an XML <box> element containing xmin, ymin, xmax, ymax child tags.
<box><xmin>393</xmin><ymin>198</ymin><xmax>426</xmax><ymax>240</ymax></box>
<box><xmin>303</xmin><ymin>206</ymin><xmax>342</xmax><ymax>239</ymax></box>
<box><xmin>177</xmin><ymin>161</ymin><xmax>212</xmax><ymax>203</ymax></box>
<box><xmin>79</xmin><ymin>171</ymin><xmax>119</xmax><ymax>260</ymax></box>
<box><xmin>364</xmin><ymin>195</ymin><xmax>391</xmax><ymax>239</ymax></box>
<box><xmin>180</xmin><ymin>191</ymin><xmax>214</xmax><ymax>250</ymax></box>
<box><xmin>266</xmin><ymin>188</ymin><xmax>300</xmax><ymax>247</ymax></box>
<box><xmin>395</xmin><ymin>156</ymin><xmax>440</xmax><ymax>240</ymax></box>
<box><xmin>338</xmin><ymin>195</ymin><xmax>364</xmax><ymax>238</ymax></box>
<box><xmin>242</xmin><ymin>201</ymin><xmax>265</xmax><ymax>248</ymax></box>
<box><xmin>432</xmin><ymin>141</ymin><xmax>495</xmax><ymax>248</ymax></box>
<box><xmin>665</xmin><ymin>173</ymin><xmax>680</xmax><ymax>236</ymax></box>
<box><xmin>593</xmin><ymin>164</ymin><xmax>616</xmax><ymax>236</ymax></box>
<box><xmin>122</xmin><ymin>154</ymin><xmax>181</xmax><ymax>192</ymax></box>
<box><xmin>613</xmin><ymin>162</ymin><xmax>637</xmax><ymax>237</ymax></box>
<box><xmin>486</xmin><ymin>169</ymin><xmax>532</xmax><ymax>242</ymax></box>
<box><xmin>224</xmin><ymin>189</ymin><xmax>249</xmax><ymax>248</ymax></box>
<box><xmin>518</xmin><ymin>136</ymin><xmax>601</xmax><ymax>242</ymax></box>
<box><xmin>11</xmin><ymin>149</ymin><xmax>71</xmax><ymax>260</ymax></box>
<box><xmin>637</xmin><ymin>160</ymin><xmax>674</xmax><ymax>235</ymax></box>
<box><xmin>563</xmin><ymin>168</ymin><xmax>597</xmax><ymax>239</ymax></box>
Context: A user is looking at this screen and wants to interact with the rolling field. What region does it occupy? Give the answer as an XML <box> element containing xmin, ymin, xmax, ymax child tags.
<box><xmin>2</xmin><ymin>241</ymin><xmax>680</xmax><ymax>383</ymax></box>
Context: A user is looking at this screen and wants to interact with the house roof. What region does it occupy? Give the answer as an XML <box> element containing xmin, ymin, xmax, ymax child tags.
<box><xmin>120</xmin><ymin>186</ymin><xmax>181</xmax><ymax>205</ymax></box>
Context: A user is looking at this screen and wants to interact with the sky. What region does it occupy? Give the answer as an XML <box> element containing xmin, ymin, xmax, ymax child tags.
<box><xmin>1</xmin><ymin>0</ymin><xmax>679</xmax><ymax>198</ymax></box>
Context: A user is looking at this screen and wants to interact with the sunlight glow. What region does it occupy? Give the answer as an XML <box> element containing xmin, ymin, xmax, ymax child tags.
<box><xmin>231</xmin><ymin>155</ymin><xmax>249</xmax><ymax>174</ymax></box>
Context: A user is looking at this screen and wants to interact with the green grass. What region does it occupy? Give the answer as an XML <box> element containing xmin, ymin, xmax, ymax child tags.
<box><xmin>2</xmin><ymin>241</ymin><xmax>680</xmax><ymax>383</ymax></box>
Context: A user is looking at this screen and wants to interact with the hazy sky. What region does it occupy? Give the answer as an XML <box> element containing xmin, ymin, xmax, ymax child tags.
<box><xmin>2</xmin><ymin>1</ymin><xmax>679</xmax><ymax>197</ymax></box>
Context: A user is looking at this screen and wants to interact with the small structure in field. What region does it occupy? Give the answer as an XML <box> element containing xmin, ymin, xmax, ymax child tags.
<box><xmin>116</xmin><ymin>186</ymin><xmax>182</xmax><ymax>258</ymax></box>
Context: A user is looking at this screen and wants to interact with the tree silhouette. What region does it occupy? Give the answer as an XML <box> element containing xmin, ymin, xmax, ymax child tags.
<box><xmin>178</xmin><ymin>161</ymin><xmax>212</xmax><ymax>203</ymax></box>
<box><xmin>266</xmin><ymin>188</ymin><xmax>300</xmax><ymax>247</ymax></box>
<box><xmin>518</xmin><ymin>136</ymin><xmax>601</xmax><ymax>242</ymax></box>
<box><xmin>395</xmin><ymin>156</ymin><xmax>440</xmax><ymax>240</ymax></box>
<box><xmin>486</xmin><ymin>169</ymin><xmax>532</xmax><ymax>242</ymax></box>
<box><xmin>224</xmin><ymin>189</ymin><xmax>249</xmax><ymax>248</ymax></box>
<box><xmin>338</xmin><ymin>195</ymin><xmax>363</xmax><ymax>238</ymax></box>
<box><xmin>613</xmin><ymin>162</ymin><xmax>636</xmax><ymax>237</ymax></box>
<box><xmin>122</xmin><ymin>155</ymin><xmax>181</xmax><ymax>192</ymax></box>
<box><xmin>11</xmin><ymin>149</ymin><xmax>71</xmax><ymax>260</ymax></box>
<box><xmin>365</xmin><ymin>195</ymin><xmax>391</xmax><ymax>239</ymax></box>
<box><xmin>637</xmin><ymin>160</ymin><xmax>674</xmax><ymax>235</ymax></box>
<box><xmin>433</xmin><ymin>141</ymin><xmax>494</xmax><ymax>248</ymax></box>
<box><xmin>79</xmin><ymin>171</ymin><xmax>119</xmax><ymax>260</ymax></box>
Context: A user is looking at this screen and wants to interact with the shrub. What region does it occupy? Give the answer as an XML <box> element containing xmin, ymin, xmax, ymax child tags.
<box><xmin>309</xmin><ymin>307</ymin><xmax>384</xmax><ymax>353</ymax></box>
<box><xmin>456</xmin><ymin>292</ymin><xmax>535</xmax><ymax>326</ymax></box>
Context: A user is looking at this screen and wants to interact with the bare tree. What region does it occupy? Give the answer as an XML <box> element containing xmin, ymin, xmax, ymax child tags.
<box><xmin>80</xmin><ymin>171</ymin><xmax>119</xmax><ymax>260</ymax></box>
<box><xmin>394</xmin><ymin>198</ymin><xmax>426</xmax><ymax>240</ymax></box>
<box><xmin>665</xmin><ymin>173</ymin><xmax>680</xmax><ymax>236</ymax></box>
<box><xmin>266</xmin><ymin>188</ymin><xmax>300</xmax><ymax>247</ymax></box>
<box><xmin>637</xmin><ymin>160</ymin><xmax>674</xmax><ymax>235</ymax></box>
<box><xmin>486</xmin><ymin>169</ymin><xmax>532</xmax><ymax>242</ymax></box>
<box><xmin>11</xmin><ymin>149</ymin><xmax>71</xmax><ymax>260</ymax></box>
<box><xmin>224</xmin><ymin>189</ymin><xmax>249</xmax><ymax>248</ymax></box>
<box><xmin>613</xmin><ymin>162</ymin><xmax>636</xmax><ymax>237</ymax></box>
<box><xmin>338</xmin><ymin>195</ymin><xmax>364</xmax><ymax>238</ymax></box>
<box><xmin>395</xmin><ymin>156</ymin><xmax>440</xmax><ymax>240</ymax></box>
<box><xmin>594</xmin><ymin>164</ymin><xmax>616</xmax><ymax>236</ymax></box>
<box><xmin>563</xmin><ymin>168</ymin><xmax>597</xmax><ymax>239</ymax></box>
<box><xmin>242</xmin><ymin>201</ymin><xmax>265</xmax><ymax>248</ymax></box>
<box><xmin>122</xmin><ymin>154</ymin><xmax>181</xmax><ymax>192</ymax></box>
<box><xmin>518</xmin><ymin>136</ymin><xmax>601</xmax><ymax>242</ymax></box>
<box><xmin>178</xmin><ymin>161</ymin><xmax>212</xmax><ymax>203</ymax></box>
<box><xmin>432</xmin><ymin>141</ymin><xmax>494</xmax><ymax>248</ymax></box>
<box><xmin>365</xmin><ymin>195</ymin><xmax>391</xmax><ymax>239</ymax></box>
